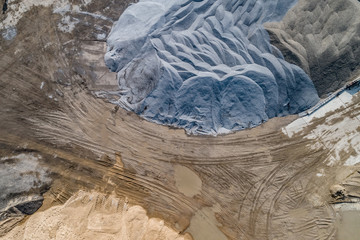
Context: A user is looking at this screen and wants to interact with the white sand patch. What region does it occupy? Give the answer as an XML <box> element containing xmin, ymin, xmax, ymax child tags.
<box><xmin>316</xmin><ymin>169</ymin><xmax>325</xmax><ymax>177</ymax></box>
<box><xmin>53</xmin><ymin>2</ymin><xmax>71</xmax><ymax>15</ymax></box>
<box><xmin>75</xmin><ymin>10</ymin><xmax>113</xmax><ymax>21</ymax></box>
<box><xmin>344</xmin><ymin>155</ymin><xmax>360</xmax><ymax>166</ymax></box>
<box><xmin>57</xmin><ymin>15</ymin><xmax>79</xmax><ymax>33</ymax></box>
<box><xmin>283</xmin><ymin>78</ymin><xmax>360</xmax><ymax>138</ymax></box>
<box><xmin>0</xmin><ymin>0</ymin><xmax>71</xmax><ymax>30</ymax></box>
<box><xmin>283</xmin><ymin>91</ymin><xmax>353</xmax><ymax>137</ymax></box>
<box><xmin>283</xmin><ymin>80</ymin><xmax>360</xmax><ymax>166</ymax></box>
<box><xmin>306</xmin><ymin>114</ymin><xmax>360</xmax><ymax>166</ymax></box>
<box><xmin>96</xmin><ymin>33</ymin><xmax>106</xmax><ymax>40</ymax></box>
<box><xmin>338</xmin><ymin>91</ymin><xmax>354</xmax><ymax>106</ymax></box>
<box><xmin>216</xmin><ymin>127</ymin><xmax>232</xmax><ymax>135</ymax></box>
<box><xmin>1</xmin><ymin>0</ymin><xmax>101</xmax><ymax>33</ymax></box>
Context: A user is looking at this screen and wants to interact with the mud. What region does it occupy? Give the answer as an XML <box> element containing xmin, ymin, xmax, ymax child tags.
<box><xmin>174</xmin><ymin>165</ymin><xmax>202</xmax><ymax>198</ymax></box>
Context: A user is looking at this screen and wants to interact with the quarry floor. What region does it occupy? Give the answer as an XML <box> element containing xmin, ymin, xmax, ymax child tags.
<box><xmin>1</xmin><ymin>1</ymin><xmax>360</xmax><ymax>240</ymax></box>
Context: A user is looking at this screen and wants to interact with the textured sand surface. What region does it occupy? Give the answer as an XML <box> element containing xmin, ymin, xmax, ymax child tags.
<box><xmin>265</xmin><ymin>0</ymin><xmax>360</xmax><ymax>97</ymax></box>
<box><xmin>3</xmin><ymin>191</ymin><xmax>192</xmax><ymax>240</ymax></box>
<box><xmin>1</xmin><ymin>1</ymin><xmax>360</xmax><ymax>240</ymax></box>
<box><xmin>103</xmin><ymin>0</ymin><xmax>319</xmax><ymax>134</ymax></box>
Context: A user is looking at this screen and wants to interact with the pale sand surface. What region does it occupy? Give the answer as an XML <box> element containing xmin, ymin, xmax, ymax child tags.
<box><xmin>3</xmin><ymin>191</ymin><xmax>192</xmax><ymax>240</ymax></box>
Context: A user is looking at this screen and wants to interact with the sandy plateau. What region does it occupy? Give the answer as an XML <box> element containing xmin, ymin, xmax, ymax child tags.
<box><xmin>0</xmin><ymin>1</ymin><xmax>360</xmax><ymax>240</ymax></box>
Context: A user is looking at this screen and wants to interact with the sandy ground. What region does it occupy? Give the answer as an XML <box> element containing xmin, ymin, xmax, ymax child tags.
<box><xmin>1</xmin><ymin>1</ymin><xmax>360</xmax><ymax>240</ymax></box>
<box><xmin>3</xmin><ymin>191</ymin><xmax>192</xmax><ymax>240</ymax></box>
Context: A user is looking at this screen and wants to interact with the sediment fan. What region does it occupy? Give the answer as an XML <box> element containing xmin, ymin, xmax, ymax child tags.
<box><xmin>104</xmin><ymin>0</ymin><xmax>319</xmax><ymax>135</ymax></box>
